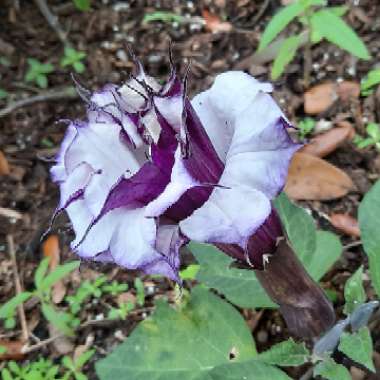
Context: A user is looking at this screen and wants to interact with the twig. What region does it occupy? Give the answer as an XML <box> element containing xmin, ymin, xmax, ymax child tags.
<box><xmin>343</xmin><ymin>240</ymin><xmax>362</xmax><ymax>251</ymax></box>
<box><xmin>299</xmin><ymin>366</ymin><xmax>313</xmax><ymax>380</ymax></box>
<box><xmin>33</xmin><ymin>0</ymin><xmax>71</xmax><ymax>46</ymax></box>
<box><xmin>0</xmin><ymin>87</ymin><xmax>77</xmax><ymax>118</ymax></box>
<box><xmin>7</xmin><ymin>235</ymin><xmax>29</xmax><ymax>342</ymax></box>
<box><xmin>21</xmin><ymin>307</ymin><xmax>154</xmax><ymax>354</ymax></box>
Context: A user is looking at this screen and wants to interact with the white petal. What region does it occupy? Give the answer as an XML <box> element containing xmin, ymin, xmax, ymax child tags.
<box><xmin>191</xmin><ymin>71</ymin><xmax>273</xmax><ymax>162</ymax></box>
<box><xmin>145</xmin><ymin>147</ymin><xmax>199</xmax><ymax>217</ymax></box>
<box><xmin>180</xmin><ymin>186</ymin><xmax>271</xmax><ymax>247</ymax></box>
<box><xmin>154</xmin><ymin>94</ymin><xmax>184</xmax><ymax>132</ymax></box>
<box><xmin>66</xmin><ymin>122</ymin><xmax>141</xmax><ymax>216</ymax></box>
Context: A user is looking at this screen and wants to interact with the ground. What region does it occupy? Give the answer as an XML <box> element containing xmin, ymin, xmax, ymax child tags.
<box><xmin>0</xmin><ymin>0</ymin><xmax>379</xmax><ymax>379</ymax></box>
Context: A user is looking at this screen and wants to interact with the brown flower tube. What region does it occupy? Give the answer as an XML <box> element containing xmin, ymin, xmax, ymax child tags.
<box><xmin>254</xmin><ymin>238</ymin><xmax>335</xmax><ymax>339</ymax></box>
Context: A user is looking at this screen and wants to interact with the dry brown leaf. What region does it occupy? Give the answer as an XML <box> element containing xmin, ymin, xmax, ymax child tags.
<box><xmin>299</xmin><ymin>123</ymin><xmax>354</xmax><ymax>157</ymax></box>
<box><xmin>304</xmin><ymin>81</ymin><xmax>360</xmax><ymax>114</ymax></box>
<box><xmin>43</xmin><ymin>235</ymin><xmax>66</xmax><ymax>303</ymax></box>
<box><xmin>202</xmin><ymin>10</ymin><xmax>232</xmax><ymax>33</ymax></box>
<box><xmin>330</xmin><ymin>213</ymin><xmax>361</xmax><ymax>237</ymax></box>
<box><xmin>0</xmin><ymin>150</ymin><xmax>10</xmax><ymax>175</ymax></box>
<box><xmin>0</xmin><ymin>339</ymin><xmax>25</xmax><ymax>360</ymax></box>
<box><xmin>285</xmin><ymin>152</ymin><xmax>354</xmax><ymax>200</ymax></box>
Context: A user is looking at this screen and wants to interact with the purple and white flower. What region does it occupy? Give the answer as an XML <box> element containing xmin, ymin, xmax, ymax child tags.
<box><xmin>50</xmin><ymin>60</ymin><xmax>300</xmax><ymax>282</ymax></box>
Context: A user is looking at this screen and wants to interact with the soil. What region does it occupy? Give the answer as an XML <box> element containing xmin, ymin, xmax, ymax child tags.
<box><xmin>0</xmin><ymin>0</ymin><xmax>379</xmax><ymax>379</ymax></box>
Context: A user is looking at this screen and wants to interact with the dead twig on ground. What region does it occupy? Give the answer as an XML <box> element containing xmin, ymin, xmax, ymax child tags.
<box><xmin>7</xmin><ymin>235</ymin><xmax>29</xmax><ymax>342</ymax></box>
<box><xmin>33</xmin><ymin>0</ymin><xmax>71</xmax><ymax>47</ymax></box>
<box><xmin>0</xmin><ymin>87</ymin><xmax>77</xmax><ymax>118</ymax></box>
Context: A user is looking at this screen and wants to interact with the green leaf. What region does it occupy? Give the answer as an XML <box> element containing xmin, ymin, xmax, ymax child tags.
<box><xmin>96</xmin><ymin>287</ymin><xmax>256</xmax><ymax>380</ymax></box>
<box><xmin>34</xmin><ymin>258</ymin><xmax>50</xmax><ymax>289</ymax></box>
<box><xmin>271</xmin><ymin>35</ymin><xmax>301</xmax><ymax>80</ymax></box>
<box><xmin>72</xmin><ymin>0</ymin><xmax>91</xmax><ymax>11</ymax></box>
<box><xmin>361</xmin><ymin>69</ymin><xmax>380</xmax><ymax>91</ymax></box>
<box><xmin>359</xmin><ymin>180</ymin><xmax>380</xmax><ymax>296</ymax></box>
<box><xmin>366</xmin><ymin>123</ymin><xmax>380</xmax><ymax>141</ymax></box>
<box><xmin>134</xmin><ymin>278</ymin><xmax>145</xmax><ymax>306</ymax></box>
<box><xmin>313</xmin><ymin>358</ymin><xmax>351</xmax><ymax>380</ymax></box>
<box><xmin>343</xmin><ymin>265</ymin><xmax>366</xmax><ymax>315</ymax></box>
<box><xmin>257</xmin><ymin>338</ymin><xmax>309</xmax><ymax>366</ymax></box>
<box><xmin>73</xmin><ymin>61</ymin><xmax>85</xmax><ymax>73</ymax></box>
<box><xmin>310</xmin><ymin>9</ymin><xmax>370</xmax><ymax>60</ymax></box>
<box><xmin>143</xmin><ymin>11</ymin><xmax>184</xmax><ymax>24</ymax></box>
<box><xmin>0</xmin><ymin>292</ymin><xmax>32</xmax><ymax>319</ymax></box>
<box><xmin>1</xmin><ymin>368</ymin><xmax>13</xmax><ymax>380</ymax></box>
<box><xmin>41</xmin><ymin>303</ymin><xmax>74</xmax><ymax>336</ymax></box>
<box><xmin>75</xmin><ymin>349</ymin><xmax>95</xmax><ymax>369</ymax></box>
<box><xmin>0</xmin><ymin>88</ymin><xmax>8</xmax><ymax>99</ymax></box>
<box><xmin>307</xmin><ymin>231</ymin><xmax>342</xmax><ymax>281</ymax></box>
<box><xmin>258</xmin><ymin>2</ymin><xmax>305</xmax><ymax>51</ymax></box>
<box><xmin>179</xmin><ymin>264</ymin><xmax>200</xmax><ymax>280</ymax></box>
<box><xmin>0</xmin><ymin>345</ymin><xmax>7</xmax><ymax>354</ymax></box>
<box><xmin>190</xmin><ymin>242</ymin><xmax>276</xmax><ymax>309</ymax></box>
<box><xmin>338</xmin><ymin>327</ymin><xmax>375</xmax><ymax>372</ymax></box>
<box><xmin>274</xmin><ymin>193</ymin><xmax>316</xmax><ymax>263</ymax></box>
<box><xmin>41</xmin><ymin>261</ymin><xmax>80</xmax><ymax>291</ymax></box>
<box><xmin>36</xmin><ymin>74</ymin><xmax>48</xmax><ymax>89</ymax></box>
<box><xmin>209</xmin><ymin>360</ymin><xmax>292</xmax><ymax>379</ymax></box>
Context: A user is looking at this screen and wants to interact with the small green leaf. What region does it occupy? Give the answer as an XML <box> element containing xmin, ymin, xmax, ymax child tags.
<box><xmin>0</xmin><ymin>88</ymin><xmax>8</xmax><ymax>100</ymax></box>
<box><xmin>72</xmin><ymin>0</ymin><xmax>91</xmax><ymax>11</ymax></box>
<box><xmin>359</xmin><ymin>180</ymin><xmax>380</xmax><ymax>297</ymax></box>
<box><xmin>36</xmin><ymin>74</ymin><xmax>48</xmax><ymax>89</ymax></box>
<box><xmin>314</xmin><ymin>358</ymin><xmax>351</xmax><ymax>380</ymax></box>
<box><xmin>361</xmin><ymin>69</ymin><xmax>380</xmax><ymax>91</ymax></box>
<box><xmin>34</xmin><ymin>258</ymin><xmax>50</xmax><ymax>289</ymax></box>
<box><xmin>41</xmin><ymin>303</ymin><xmax>74</xmax><ymax>336</ymax></box>
<box><xmin>41</xmin><ymin>261</ymin><xmax>80</xmax><ymax>291</ymax></box>
<box><xmin>179</xmin><ymin>264</ymin><xmax>200</xmax><ymax>280</ymax></box>
<box><xmin>338</xmin><ymin>327</ymin><xmax>375</xmax><ymax>372</ymax></box>
<box><xmin>134</xmin><ymin>278</ymin><xmax>145</xmax><ymax>306</ymax></box>
<box><xmin>271</xmin><ymin>35</ymin><xmax>301</xmax><ymax>80</ymax></box>
<box><xmin>366</xmin><ymin>123</ymin><xmax>380</xmax><ymax>141</ymax></box>
<box><xmin>310</xmin><ymin>9</ymin><xmax>370</xmax><ymax>60</ymax></box>
<box><xmin>73</xmin><ymin>61</ymin><xmax>85</xmax><ymax>73</ymax></box>
<box><xmin>75</xmin><ymin>349</ymin><xmax>95</xmax><ymax>369</ymax></box>
<box><xmin>344</xmin><ymin>265</ymin><xmax>366</xmax><ymax>315</ymax></box>
<box><xmin>0</xmin><ymin>292</ymin><xmax>32</xmax><ymax>319</ymax></box>
<box><xmin>258</xmin><ymin>2</ymin><xmax>305</xmax><ymax>51</ymax></box>
<box><xmin>1</xmin><ymin>368</ymin><xmax>13</xmax><ymax>380</ymax></box>
<box><xmin>257</xmin><ymin>339</ymin><xmax>309</xmax><ymax>366</ymax></box>
<box><xmin>142</xmin><ymin>11</ymin><xmax>184</xmax><ymax>24</ymax></box>
<box><xmin>0</xmin><ymin>345</ymin><xmax>7</xmax><ymax>354</ymax></box>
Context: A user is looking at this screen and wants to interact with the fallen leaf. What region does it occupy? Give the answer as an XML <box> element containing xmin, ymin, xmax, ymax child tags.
<box><xmin>304</xmin><ymin>81</ymin><xmax>360</xmax><ymax>114</ymax></box>
<box><xmin>330</xmin><ymin>213</ymin><xmax>361</xmax><ymax>237</ymax></box>
<box><xmin>285</xmin><ymin>152</ymin><xmax>354</xmax><ymax>200</ymax></box>
<box><xmin>0</xmin><ymin>339</ymin><xmax>25</xmax><ymax>360</ymax></box>
<box><xmin>0</xmin><ymin>150</ymin><xmax>10</xmax><ymax>175</ymax></box>
<box><xmin>202</xmin><ymin>10</ymin><xmax>232</xmax><ymax>33</ymax></box>
<box><xmin>43</xmin><ymin>235</ymin><xmax>66</xmax><ymax>303</ymax></box>
<box><xmin>300</xmin><ymin>123</ymin><xmax>354</xmax><ymax>157</ymax></box>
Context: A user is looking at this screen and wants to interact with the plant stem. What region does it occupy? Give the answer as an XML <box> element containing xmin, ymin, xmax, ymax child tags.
<box><xmin>255</xmin><ymin>239</ymin><xmax>335</xmax><ymax>339</ymax></box>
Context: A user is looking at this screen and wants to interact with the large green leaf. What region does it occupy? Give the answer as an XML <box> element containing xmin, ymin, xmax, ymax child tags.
<box><xmin>190</xmin><ymin>242</ymin><xmax>276</xmax><ymax>309</ymax></box>
<box><xmin>271</xmin><ymin>35</ymin><xmax>301</xmax><ymax>80</ymax></box>
<box><xmin>307</xmin><ymin>231</ymin><xmax>342</xmax><ymax>281</ymax></box>
<box><xmin>359</xmin><ymin>180</ymin><xmax>380</xmax><ymax>296</ymax></box>
<box><xmin>338</xmin><ymin>327</ymin><xmax>375</xmax><ymax>372</ymax></box>
<box><xmin>257</xmin><ymin>339</ymin><xmax>309</xmax><ymax>366</ymax></box>
<box><xmin>310</xmin><ymin>9</ymin><xmax>370</xmax><ymax>60</ymax></box>
<box><xmin>209</xmin><ymin>360</ymin><xmax>291</xmax><ymax>380</ymax></box>
<box><xmin>96</xmin><ymin>287</ymin><xmax>257</xmax><ymax>380</ymax></box>
<box><xmin>274</xmin><ymin>193</ymin><xmax>316</xmax><ymax>263</ymax></box>
<box><xmin>313</xmin><ymin>358</ymin><xmax>351</xmax><ymax>380</ymax></box>
<box><xmin>258</xmin><ymin>2</ymin><xmax>305</xmax><ymax>51</ymax></box>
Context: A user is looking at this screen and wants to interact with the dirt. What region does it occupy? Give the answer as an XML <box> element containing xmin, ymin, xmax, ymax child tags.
<box><xmin>0</xmin><ymin>0</ymin><xmax>380</xmax><ymax>379</ymax></box>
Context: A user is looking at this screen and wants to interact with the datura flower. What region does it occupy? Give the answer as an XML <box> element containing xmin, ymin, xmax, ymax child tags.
<box><xmin>51</xmin><ymin>59</ymin><xmax>334</xmax><ymax>337</ymax></box>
